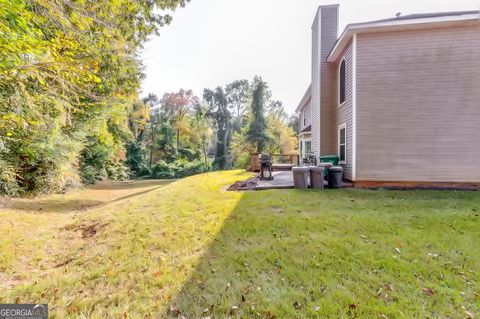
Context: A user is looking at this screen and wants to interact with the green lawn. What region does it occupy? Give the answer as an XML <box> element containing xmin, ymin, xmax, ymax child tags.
<box><xmin>0</xmin><ymin>171</ymin><xmax>479</xmax><ymax>318</ymax></box>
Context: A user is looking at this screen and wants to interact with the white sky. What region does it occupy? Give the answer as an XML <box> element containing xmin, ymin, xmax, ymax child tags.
<box><xmin>141</xmin><ymin>0</ymin><xmax>480</xmax><ymax>114</ymax></box>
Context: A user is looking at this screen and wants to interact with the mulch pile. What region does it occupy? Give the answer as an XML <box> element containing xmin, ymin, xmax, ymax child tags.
<box><xmin>227</xmin><ymin>177</ymin><xmax>258</xmax><ymax>191</ymax></box>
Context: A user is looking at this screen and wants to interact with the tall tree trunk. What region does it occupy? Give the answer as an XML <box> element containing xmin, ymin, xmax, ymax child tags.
<box><xmin>223</xmin><ymin>120</ymin><xmax>231</xmax><ymax>169</ymax></box>
<box><xmin>176</xmin><ymin>130</ymin><xmax>180</xmax><ymax>151</ymax></box>
<box><xmin>203</xmin><ymin>144</ymin><xmax>208</xmax><ymax>170</ymax></box>
<box><xmin>149</xmin><ymin>129</ymin><xmax>154</xmax><ymax>167</ymax></box>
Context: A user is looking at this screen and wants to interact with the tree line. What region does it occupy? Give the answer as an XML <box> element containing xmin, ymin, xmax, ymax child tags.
<box><xmin>128</xmin><ymin>77</ymin><xmax>298</xmax><ymax>180</ymax></box>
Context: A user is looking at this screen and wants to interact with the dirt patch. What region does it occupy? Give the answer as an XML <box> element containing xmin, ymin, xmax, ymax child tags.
<box><xmin>63</xmin><ymin>220</ymin><xmax>108</xmax><ymax>239</ymax></box>
<box><xmin>54</xmin><ymin>257</ymin><xmax>76</xmax><ymax>268</ymax></box>
<box><xmin>227</xmin><ymin>177</ymin><xmax>258</xmax><ymax>191</ymax></box>
<box><xmin>0</xmin><ymin>272</ymin><xmax>27</xmax><ymax>290</ymax></box>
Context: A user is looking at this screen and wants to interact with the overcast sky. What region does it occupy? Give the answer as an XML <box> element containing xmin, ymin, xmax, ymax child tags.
<box><xmin>141</xmin><ymin>0</ymin><xmax>480</xmax><ymax>113</ymax></box>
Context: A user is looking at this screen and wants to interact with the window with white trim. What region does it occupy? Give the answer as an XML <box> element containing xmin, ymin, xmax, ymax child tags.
<box><xmin>305</xmin><ymin>141</ymin><xmax>312</xmax><ymax>155</ymax></box>
<box><xmin>338</xmin><ymin>123</ymin><xmax>346</xmax><ymax>163</ymax></box>
<box><xmin>339</xmin><ymin>59</ymin><xmax>346</xmax><ymax>105</ymax></box>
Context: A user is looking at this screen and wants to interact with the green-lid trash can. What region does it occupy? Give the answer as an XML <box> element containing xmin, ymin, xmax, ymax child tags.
<box><xmin>319</xmin><ymin>155</ymin><xmax>339</xmax><ymax>166</ymax></box>
<box><xmin>319</xmin><ymin>155</ymin><xmax>339</xmax><ymax>179</ymax></box>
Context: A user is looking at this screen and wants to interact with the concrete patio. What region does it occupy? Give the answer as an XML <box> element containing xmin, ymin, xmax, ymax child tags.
<box><xmin>256</xmin><ymin>171</ymin><xmax>294</xmax><ymax>190</ymax></box>
<box><xmin>255</xmin><ymin>170</ymin><xmax>354</xmax><ymax>190</ymax></box>
<box><xmin>228</xmin><ymin>170</ymin><xmax>354</xmax><ymax>191</ymax></box>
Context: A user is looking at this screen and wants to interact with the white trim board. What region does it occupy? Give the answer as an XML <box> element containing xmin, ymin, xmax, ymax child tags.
<box><xmin>352</xmin><ymin>33</ymin><xmax>357</xmax><ymax>181</ymax></box>
<box><xmin>337</xmin><ymin>123</ymin><xmax>347</xmax><ymax>164</ymax></box>
<box><xmin>338</xmin><ymin>57</ymin><xmax>347</xmax><ymax>107</ymax></box>
<box><xmin>317</xmin><ymin>8</ymin><xmax>322</xmax><ymax>158</ymax></box>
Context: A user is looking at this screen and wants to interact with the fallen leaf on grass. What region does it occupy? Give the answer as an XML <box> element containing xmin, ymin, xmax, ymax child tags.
<box><xmin>395</xmin><ymin>248</ymin><xmax>401</xmax><ymax>254</ymax></box>
<box><xmin>230</xmin><ymin>305</ymin><xmax>238</xmax><ymax>314</ymax></box>
<box><xmin>313</xmin><ymin>306</ymin><xmax>320</xmax><ymax>312</ymax></box>
<box><xmin>293</xmin><ymin>301</ymin><xmax>301</xmax><ymax>309</ymax></box>
<box><xmin>265</xmin><ymin>310</ymin><xmax>276</xmax><ymax>319</ymax></box>
<box><xmin>422</xmin><ymin>287</ymin><xmax>436</xmax><ymax>296</ymax></box>
<box><xmin>168</xmin><ymin>305</ymin><xmax>181</xmax><ymax>317</ymax></box>
<box><xmin>465</xmin><ymin>310</ymin><xmax>474</xmax><ymax>319</ymax></box>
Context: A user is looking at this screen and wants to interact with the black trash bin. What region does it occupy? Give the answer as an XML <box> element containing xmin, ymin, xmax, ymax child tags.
<box><xmin>328</xmin><ymin>166</ymin><xmax>343</xmax><ymax>189</ymax></box>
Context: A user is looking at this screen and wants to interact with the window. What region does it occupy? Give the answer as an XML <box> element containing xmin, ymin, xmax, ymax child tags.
<box><xmin>303</xmin><ymin>111</ymin><xmax>306</xmax><ymax>126</ymax></box>
<box><xmin>305</xmin><ymin>141</ymin><xmax>312</xmax><ymax>155</ymax></box>
<box><xmin>339</xmin><ymin>59</ymin><xmax>346</xmax><ymax>105</ymax></box>
<box><xmin>338</xmin><ymin>124</ymin><xmax>346</xmax><ymax>163</ymax></box>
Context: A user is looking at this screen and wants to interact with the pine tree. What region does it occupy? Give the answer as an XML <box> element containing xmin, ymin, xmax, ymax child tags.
<box><xmin>246</xmin><ymin>77</ymin><xmax>270</xmax><ymax>153</ymax></box>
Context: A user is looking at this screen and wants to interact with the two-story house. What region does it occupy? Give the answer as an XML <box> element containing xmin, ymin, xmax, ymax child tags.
<box><xmin>297</xmin><ymin>5</ymin><xmax>480</xmax><ymax>184</ymax></box>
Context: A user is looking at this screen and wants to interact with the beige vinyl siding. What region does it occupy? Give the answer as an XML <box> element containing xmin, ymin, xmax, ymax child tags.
<box><xmin>334</xmin><ymin>43</ymin><xmax>354</xmax><ymax>180</ymax></box>
<box><xmin>356</xmin><ymin>24</ymin><xmax>480</xmax><ymax>182</ymax></box>
<box><xmin>320</xmin><ymin>7</ymin><xmax>339</xmax><ymax>156</ymax></box>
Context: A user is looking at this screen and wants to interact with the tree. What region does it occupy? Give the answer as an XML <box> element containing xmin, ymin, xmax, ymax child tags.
<box><xmin>268</xmin><ymin>100</ymin><xmax>288</xmax><ymax>123</ymax></box>
<box><xmin>266</xmin><ymin>117</ymin><xmax>298</xmax><ymax>155</ymax></box>
<box><xmin>288</xmin><ymin>115</ymin><xmax>300</xmax><ymax>134</ymax></box>
<box><xmin>190</xmin><ymin>105</ymin><xmax>213</xmax><ymax>169</ymax></box>
<box><xmin>225</xmin><ymin>80</ymin><xmax>249</xmax><ymax>134</ymax></box>
<box><xmin>204</xmin><ymin>87</ymin><xmax>231</xmax><ymax>170</ymax></box>
<box><xmin>226</xmin><ymin>80</ymin><xmax>250</xmax><ymax>118</ymax></box>
<box><xmin>160</xmin><ymin>89</ymin><xmax>199</xmax><ymax>150</ymax></box>
<box><xmin>246</xmin><ymin>77</ymin><xmax>270</xmax><ymax>154</ymax></box>
<box><xmin>0</xmin><ymin>0</ymin><xmax>189</xmax><ymax>194</ymax></box>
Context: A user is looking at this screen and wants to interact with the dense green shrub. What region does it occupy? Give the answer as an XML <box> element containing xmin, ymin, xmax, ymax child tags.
<box><xmin>106</xmin><ymin>162</ymin><xmax>130</xmax><ymax>181</ymax></box>
<box><xmin>152</xmin><ymin>160</ymin><xmax>205</xmax><ymax>179</ymax></box>
<box><xmin>126</xmin><ymin>141</ymin><xmax>150</xmax><ymax>177</ymax></box>
<box><xmin>79</xmin><ymin>135</ymin><xmax>130</xmax><ymax>184</ymax></box>
<box><xmin>0</xmin><ymin>159</ymin><xmax>20</xmax><ymax>196</ymax></box>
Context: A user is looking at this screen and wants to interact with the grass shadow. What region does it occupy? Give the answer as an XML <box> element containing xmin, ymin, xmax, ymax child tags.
<box><xmin>1</xmin><ymin>199</ymin><xmax>105</xmax><ymax>213</ymax></box>
<box><xmin>88</xmin><ymin>179</ymin><xmax>172</xmax><ymax>190</ymax></box>
<box><xmin>164</xmin><ymin>189</ymin><xmax>480</xmax><ymax>318</ymax></box>
<box><xmin>1</xmin><ymin>180</ymin><xmax>172</xmax><ymax>214</ymax></box>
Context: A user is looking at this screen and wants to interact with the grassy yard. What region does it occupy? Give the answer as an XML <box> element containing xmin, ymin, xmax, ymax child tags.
<box><xmin>0</xmin><ymin>171</ymin><xmax>479</xmax><ymax>318</ymax></box>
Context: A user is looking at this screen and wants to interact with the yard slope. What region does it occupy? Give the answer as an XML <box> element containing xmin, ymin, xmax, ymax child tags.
<box><xmin>0</xmin><ymin>171</ymin><xmax>479</xmax><ymax>318</ymax></box>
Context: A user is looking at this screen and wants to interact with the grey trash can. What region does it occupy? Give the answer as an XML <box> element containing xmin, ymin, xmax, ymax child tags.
<box><xmin>309</xmin><ymin>167</ymin><xmax>325</xmax><ymax>189</ymax></box>
<box><xmin>328</xmin><ymin>166</ymin><xmax>343</xmax><ymax>189</ymax></box>
<box><xmin>292</xmin><ymin>167</ymin><xmax>310</xmax><ymax>189</ymax></box>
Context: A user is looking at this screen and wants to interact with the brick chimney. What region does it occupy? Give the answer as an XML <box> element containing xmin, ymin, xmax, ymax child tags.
<box><xmin>310</xmin><ymin>4</ymin><xmax>339</xmax><ymax>158</ymax></box>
